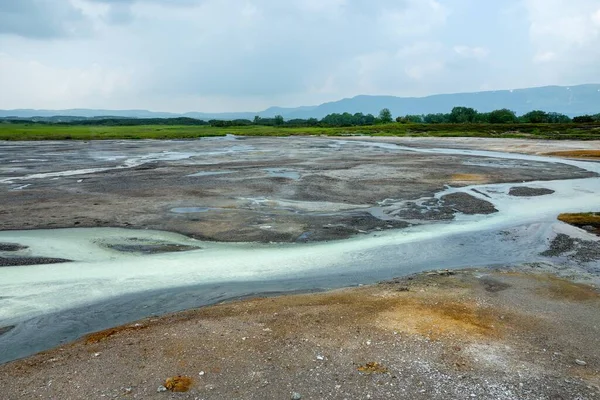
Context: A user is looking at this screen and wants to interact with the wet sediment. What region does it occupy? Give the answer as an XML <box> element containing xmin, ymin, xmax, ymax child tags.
<box><xmin>0</xmin><ymin>137</ymin><xmax>595</xmax><ymax>242</ymax></box>
<box><xmin>0</xmin><ymin>256</ymin><xmax>72</xmax><ymax>267</ymax></box>
<box><xmin>509</xmin><ymin>187</ymin><xmax>555</xmax><ymax>197</ymax></box>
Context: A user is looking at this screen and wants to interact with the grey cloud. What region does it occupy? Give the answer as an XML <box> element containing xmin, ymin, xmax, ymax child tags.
<box><xmin>140</xmin><ymin>0</ymin><xmax>447</xmax><ymax>98</ymax></box>
<box><xmin>104</xmin><ymin>3</ymin><xmax>135</xmax><ymax>25</ymax></box>
<box><xmin>87</xmin><ymin>0</ymin><xmax>205</xmax><ymax>25</ymax></box>
<box><xmin>7</xmin><ymin>0</ymin><xmax>595</xmax><ymax>113</ymax></box>
<box><xmin>0</xmin><ymin>0</ymin><xmax>87</xmax><ymax>39</ymax></box>
<box><xmin>87</xmin><ymin>0</ymin><xmax>203</xmax><ymax>7</ymax></box>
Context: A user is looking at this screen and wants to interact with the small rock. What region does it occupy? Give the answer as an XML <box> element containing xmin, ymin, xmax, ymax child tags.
<box><xmin>575</xmin><ymin>359</ymin><xmax>587</xmax><ymax>366</ymax></box>
<box><xmin>357</xmin><ymin>362</ymin><xmax>388</xmax><ymax>374</ymax></box>
<box><xmin>164</xmin><ymin>376</ymin><xmax>193</xmax><ymax>392</ymax></box>
<box><xmin>157</xmin><ymin>385</ymin><xmax>167</xmax><ymax>393</ymax></box>
<box><xmin>199</xmin><ymin>371</ymin><xmax>205</xmax><ymax>376</ymax></box>
<box><xmin>316</xmin><ymin>355</ymin><xmax>325</xmax><ymax>361</ymax></box>
<box><xmin>291</xmin><ymin>392</ymin><xmax>302</xmax><ymax>400</ymax></box>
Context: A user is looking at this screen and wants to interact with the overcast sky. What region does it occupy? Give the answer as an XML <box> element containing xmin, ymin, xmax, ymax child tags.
<box><xmin>0</xmin><ymin>0</ymin><xmax>599</xmax><ymax>112</ymax></box>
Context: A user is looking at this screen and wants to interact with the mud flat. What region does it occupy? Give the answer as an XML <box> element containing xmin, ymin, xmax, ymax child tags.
<box><xmin>0</xmin><ymin>137</ymin><xmax>596</xmax><ymax>242</ymax></box>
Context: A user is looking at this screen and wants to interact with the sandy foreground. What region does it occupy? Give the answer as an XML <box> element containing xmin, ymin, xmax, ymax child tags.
<box><xmin>0</xmin><ymin>266</ymin><xmax>598</xmax><ymax>400</ymax></box>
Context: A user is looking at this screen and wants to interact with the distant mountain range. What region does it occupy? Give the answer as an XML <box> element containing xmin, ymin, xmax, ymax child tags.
<box><xmin>2</xmin><ymin>84</ymin><xmax>599</xmax><ymax>121</ymax></box>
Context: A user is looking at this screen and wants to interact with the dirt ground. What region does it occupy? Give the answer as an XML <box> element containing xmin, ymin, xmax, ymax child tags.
<box><xmin>0</xmin><ymin>137</ymin><xmax>595</xmax><ymax>242</ymax></box>
<box><xmin>342</xmin><ymin>136</ymin><xmax>600</xmax><ymax>156</ymax></box>
<box><xmin>0</xmin><ymin>267</ymin><xmax>598</xmax><ymax>400</ymax></box>
<box><xmin>1</xmin><ymin>137</ymin><xmax>600</xmax><ymax>399</ymax></box>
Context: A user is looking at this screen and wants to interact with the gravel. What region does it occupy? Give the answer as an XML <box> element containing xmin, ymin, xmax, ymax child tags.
<box><xmin>541</xmin><ymin>233</ymin><xmax>600</xmax><ymax>263</ymax></box>
<box><xmin>508</xmin><ymin>187</ymin><xmax>555</xmax><ymax>197</ymax></box>
<box><xmin>104</xmin><ymin>243</ymin><xmax>200</xmax><ymax>254</ymax></box>
<box><xmin>0</xmin><ymin>256</ymin><xmax>72</xmax><ymax>267</ymax></box>
<box><xmin>440</xmin><ymin>192</ymin><xmax>498</xmax><ymax>215</ymax></box>
<box><xmin>0</xmin><ymin>243</ymin><xmax>28</xmax><ymax>251</ymax></box>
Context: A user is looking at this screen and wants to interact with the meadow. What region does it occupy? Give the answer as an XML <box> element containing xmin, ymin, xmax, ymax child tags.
<box><xmin>1</xmin><ymin>122</ymin><xmax>600</xmax><ymax>141</ymax></box>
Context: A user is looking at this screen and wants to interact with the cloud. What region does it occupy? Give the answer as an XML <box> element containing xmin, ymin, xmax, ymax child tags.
<box><xmin>0</xmin><ymin>53</ymin><xmax>133</xmax><ymax>109</ymax></box>
<box><xmin>134</xmin><ymin>0</ymin><xmax>451</xmax><ymax>100</ymax></box>
<box><xmin>592</xmin><ymin>8</ymin><xmax>600</xmax><ymax>25</ymax></box>
<box><xmin>533</xmin><ymin>51</ymin><xmax>557</xmax><ymax>63</ymax></box>
<box><xmin>381</xmin><ymin>0</ymin><xmax>448</xmax><ymax>37</ymax></box>
<box><xmin>1</xmin><ymin>0</ymin><xmax>598</xmax><ymax>112</ymax></box>
<box><xmin>524</xmin><ymin>0</ymin><xmax>600</xmax><ymax>84</ymax></box>
<box><xmin>82</xmin><ymin>0</ymin><xmax>204</xmax><ymax>25</ymax></box>
<box><xmin>453</xmin><ymin>46</ymin><xmax>490</xmax><ymax>59</ymax></box>
<box><xmin>0</xmin><ymin>0</ymin><xmax>88</xmax><ymax>39</ymax></box>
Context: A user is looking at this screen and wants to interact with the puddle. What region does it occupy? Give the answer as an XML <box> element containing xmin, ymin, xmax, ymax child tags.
<box><xmin>463</xmin><ymin>160</ymin><xmax>536</xmax><ymax>169</ymax></box>
<box><xmin>239</xmin><ymin>197</ymin><xmax>367</xmax><ymax>213</ymax></box>
<box><xmin>0</xmin><ymin>151</ymin><xmax>198</xmax><ymax>184</ymax></box>
<box><xmin>263</xmin><ymin>168</ymin><xmax>300</xmax><ymax>180</ymax></box>
<box><xmin>206</xmin><ymin>145</ymin><xmax>255</xmax><ymax>156</ymax></box>
<box><xmin>0</xmin><ymin>167</ymin><xmax>118</xmax><ymax>183</ymax></box>
<box><xmin>202</xmin><ymin>134</ymin><xmax>239</xmax><ymax>141</ymax></box>
<box><xmin>10</xmin><ymin>184</ymin><xmax>31</xmax><ymax>191</ymax></box>
<box><xmin>365</xmin><ymin>206</ymin><xmax>397</xmax><ymax>221</ymax></box>
<box><xmin>170</xmin><ymin>207</ymin><xmax>213</xmax><ymax>214</ymax></box>
<box><xmin>187</xmin><ymin>171</ymin><xmax>233</xmax><ymax>177</ymax></box>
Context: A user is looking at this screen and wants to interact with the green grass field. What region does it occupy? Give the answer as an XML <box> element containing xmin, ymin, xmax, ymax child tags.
<box><xmin>1</xmin><ymin>122</ymin><xmax>599</xmax><ymax>141</ymax></box>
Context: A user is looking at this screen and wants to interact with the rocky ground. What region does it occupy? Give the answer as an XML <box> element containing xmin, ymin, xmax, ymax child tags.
<box><xmin>0</xmin><ymin>242</ymin><xmax>71</xmax><ymax>266</ymax></box>
<box><xmin>508</xmin><ymin>187</ymin><xmax>555</xmax><ymax>197</ymax></box>
<box><xmin>0</xmin><ymin>267</ymin><xmax>598</xmax><ymax>400</ymax></box>
<box><xmin>0</xmin><ymin>137</ymin><xmax>596</xmax><ymax>243</ymax></box>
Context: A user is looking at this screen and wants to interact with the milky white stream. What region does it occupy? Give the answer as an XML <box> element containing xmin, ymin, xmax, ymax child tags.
<box><xmin>0</xmin><ymin>140</ymin><xmax>599</xmax><ymax>363</ymax></box>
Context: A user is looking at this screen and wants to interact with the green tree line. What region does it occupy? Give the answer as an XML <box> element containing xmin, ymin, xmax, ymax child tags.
<box><xmin>1</xmin><ymin>107</ymin><xmax>599</xmax><ymax>128</ymax></box>
<box><xmin>241</xmin><ymin>107</ymin><xmax>599</xmax><ymax>127</ymax></box>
